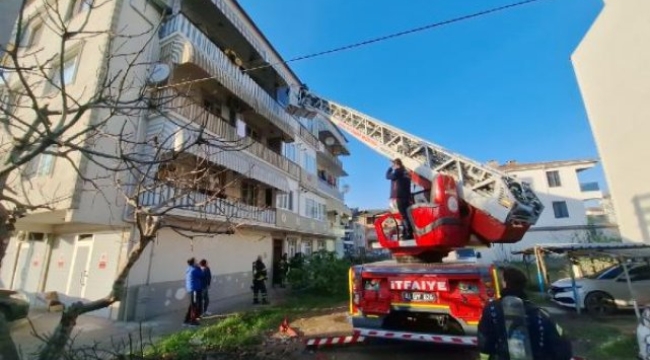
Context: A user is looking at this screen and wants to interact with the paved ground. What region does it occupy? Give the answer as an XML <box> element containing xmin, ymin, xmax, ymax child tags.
<box><xmin>11</xmin><ymin>288</ymin><xmax>288</xmax><ymax>358</ymax></box>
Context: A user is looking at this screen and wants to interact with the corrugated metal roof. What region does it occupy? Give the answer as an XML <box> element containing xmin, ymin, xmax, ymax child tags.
<box><xmin>513</xmin><ymin>242</ymin><xmax>650</xmax><ymax>259</ymax></box>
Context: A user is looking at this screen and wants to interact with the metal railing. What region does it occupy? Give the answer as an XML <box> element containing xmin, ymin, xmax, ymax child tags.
<box><xmin>139</xmin><ymin>185</ymin><xmax>276</xmax><ymax>224</ymax></box>
<box><xmin>299</xmin><ymin>125</ymin><xmax>319</xmax><ymax>149</ymax></box>
<box><xmin>317</xmin><ymin>147</ymin><xmax>343</xmax><ymax>169</ymax></box>
<box><xmin>159</xmin><ymin>14</ymin><xmax>298</xmax><ymax>137</ymax></box>
<box><xmin>318</xmin><ymin>178</ymin><xmax>344</xmax><ymax>200</ymax></box>
<box><xmin>153</xmin><ymin>88</ymin><xmax>300</xmax><ymax>178</ymax></box>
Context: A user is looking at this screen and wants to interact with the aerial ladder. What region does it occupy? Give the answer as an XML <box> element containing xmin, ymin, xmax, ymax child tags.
<box><xmin>286</xmin><ymin>88</ymin><xmax>544</xmax><ymax>263</ymax></box>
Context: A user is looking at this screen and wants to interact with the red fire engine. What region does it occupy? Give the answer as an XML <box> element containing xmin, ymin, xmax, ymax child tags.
<box><xmin>287</xmin><ymin>88</ymin><xmax>544</xmax><ymax>346</ymax></box>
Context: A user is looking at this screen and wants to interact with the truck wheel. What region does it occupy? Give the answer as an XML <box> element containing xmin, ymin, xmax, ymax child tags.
<box><xmin>584</xmin><ymin>291</ymin><xmax>616</xmax><ymax>315</ymax></box>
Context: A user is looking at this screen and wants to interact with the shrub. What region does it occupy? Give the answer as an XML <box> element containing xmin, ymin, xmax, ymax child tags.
<box><xmin>287</xmin><ymin>250</ymin><xmax>352</xmax><ymax>296</ymax></box>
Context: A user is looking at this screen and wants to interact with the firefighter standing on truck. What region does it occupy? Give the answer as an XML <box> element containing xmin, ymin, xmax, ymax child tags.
<box><xmin>386</xmin><ymin>158</ymin><xmax>413</xmax><ymax>239</ymax></box>
<box><xmin>477</xmin><ymin>267</ymin><xmax>572</xmax><ymax>360</ymax></box>
<box><xmin>252</xmin><ymin>255</ymin><xmax>269</xmax><ymax>305</ymax></box>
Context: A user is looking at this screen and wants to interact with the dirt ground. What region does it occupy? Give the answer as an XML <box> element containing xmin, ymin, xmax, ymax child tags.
<box><xmin>257</xmin><ymin>305</ymin><xmax>640</xmax><ymax>360</ymax></box>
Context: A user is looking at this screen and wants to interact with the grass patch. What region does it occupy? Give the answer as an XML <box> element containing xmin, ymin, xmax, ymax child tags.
<box><xmin>146</xmin><ymin>293</ymin><xmax>347</xmax><ymax>359</ymax></box>
<box><xmin>561</xmin><ymin>319</ymin><xmax>638</xmax><ymax>360</ymax></box>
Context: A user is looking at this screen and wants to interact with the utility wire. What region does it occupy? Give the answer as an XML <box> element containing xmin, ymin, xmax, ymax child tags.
<box><xmin>157</xmin><ymin>0</ymin><xmax>547</xmax><ymax>89</ymax></box>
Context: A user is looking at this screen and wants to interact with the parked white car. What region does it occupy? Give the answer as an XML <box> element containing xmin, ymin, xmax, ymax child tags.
<box><xmin>549</xmin><ymin>262</ymin><xmax>650</xmax><ymax>314</ymax></box>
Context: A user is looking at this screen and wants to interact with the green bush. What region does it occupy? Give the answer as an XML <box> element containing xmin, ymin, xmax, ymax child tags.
<box><xmin>287</xmin><ymin>250</ymin><xmax>352</xmax><ymax>296</ymax></box>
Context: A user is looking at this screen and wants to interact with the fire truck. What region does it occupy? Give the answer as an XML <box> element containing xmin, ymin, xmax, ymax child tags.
<box><xmin>286</xmin><ymin>88</ymin><xmax>545</xmax><ymax>346</ymax></box>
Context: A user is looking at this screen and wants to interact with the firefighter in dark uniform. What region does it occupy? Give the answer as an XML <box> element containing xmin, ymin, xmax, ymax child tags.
<box><xmin>386</xmin><ymin>158</ymin><xmax>413</xmax><ymax>239</ymax></box>
<box><xmin>477</xmin><ymin>267</ymin><xmax>573</xmax><ymax>360</ymax></box>
<box><xmin>252</xmin><ymin>255</ymin><xmax>269</xmax><ymax>304</ymax></box>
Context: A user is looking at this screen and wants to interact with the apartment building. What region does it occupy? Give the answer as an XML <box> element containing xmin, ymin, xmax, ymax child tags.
<box><xmin>572</xmin><ymin>0</ymin><xmax>650</xmax><ymax>243</ymax></box>
<box><xmin>0</xmin><ymin>0</ymin><xmax>350</xmax><ymax>321</ymax></box>
<box><xmin>481</xmin><ymin>159</ymin><xmax>618</xmax><ymax>262</ymax></box>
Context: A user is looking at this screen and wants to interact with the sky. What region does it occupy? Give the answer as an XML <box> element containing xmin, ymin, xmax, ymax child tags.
<box><xmin>238</xmin><ymin>0</ymin><xmax>605</xmax><ymax>210</ymax></box>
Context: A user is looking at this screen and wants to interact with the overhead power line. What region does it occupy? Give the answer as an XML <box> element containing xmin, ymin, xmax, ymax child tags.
<box><xmin>158</xmin><ymin>0</ymin><xmax>548</xmax><ymax>89</ymax></box>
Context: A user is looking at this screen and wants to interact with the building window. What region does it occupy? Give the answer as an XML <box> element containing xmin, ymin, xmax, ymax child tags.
<box><xmin>18</xmin><ymin>21</ymin><xmax>43</xmax><ymax>48</ymax></box>
<box><xmin>70</xmin><ymin>0</ymin><xmax>93</xmax><ymax>18</ymax></box>
<box><xmin>546</xmin><ymin>170</ymin><xmax>561</xmax><ymax>188</ymax></box>
<box><xmin>287</xmin><ymin>238</ymin><xmax>297</xmax><ymax>257</ymax></box>
<box><xmin>283</xmin><ymin>142</ymin><xmax>298</xmax><ymax>163</ymax></box>
<box><xmin>552</xmin><ymin>201</ymin><xmax>569</xmax><ymax>219</ymax></box>
<box><xmin>303</xmin><ymin>153</ymin><xmax>316</xmax><ymax>174</ymax></box>
<box><xmin>277</xmin><ymin>191</ymin><xmax>294</xmax><ymax>211</ymax></box>
<box><xmin>241</xmin><ymin>182</ymin><xmax>258</xmax><ymax>206</ymax></box>
<box><xmin>317</xmin><ymin>240</ymin><xmax>326</xmax><ymax>251</ymax></box>
<box><xmin>302</xmin><ymin>240</ymin><xmax>312</xmax><ymax>255</ymax></box>
<box><xmin>52</xmin><ymin>53</ymin><xmax>80</xmax><ymax>88</ymax></box>
<box><xmin>24</xmin><ymin>147</ymin><xmax>56</xmax><ymax>178</ymax></box>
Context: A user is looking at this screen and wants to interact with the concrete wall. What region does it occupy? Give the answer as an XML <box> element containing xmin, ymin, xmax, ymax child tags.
<box><xmin>123</xmin><ymin>227</ymin><xmax>273</xmax><ymax>321</ymax></box>
<box><xmin>572</xmin><ymin>0</ymin><xmax>650</xmax><ymax>242</ymax></box>
<box><xmin>507</xmin><ymin>166</ymin><xmax>592</xmax><ymax>228</ymax></box>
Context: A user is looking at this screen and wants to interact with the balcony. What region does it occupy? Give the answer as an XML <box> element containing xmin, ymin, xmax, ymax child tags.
<box><xmin>151</xmin><ymin>89</ymin><xmax>300</xmax><ymax>180</ymax></box>
<box><xmin>580</xmin><ymin>182</ymin><xmax>603</xmax><ymax>200</ymax></box>
<box><xmin>140</xmin><ymin>186</ymin><xmax>276</xmax><ymax>225</ymax></box>
<box><xmin>159</xmin><ymin>14</ymin><xmax>298</xmax><ymax>141</ymax></box>
<box><xmin>299</xmin><ymin>169</ymin><xmax>319</xmax><ymax>193</ymax></box>
<box><xmin>299</xmin><ymin>125</ymin><xmax>319</xmax><ymax>149</ymax></box>
<box><xmin>316</xmin><ymin>148</ymin><xmax>346</xmax><ymax>176</ymax></box>
<box><xmin>276</xmin><ymin>209</ymin><xmax>332</xmax><ymax>237</ymax></box>
<box><xmin>316</xmin><ymin>118</ymin><xmax>350</xmax><ymax>156</ymax></box>
<box><xmin>318</xmin><ymin>179</ymin><xmax>344</xmax><ymax>201</ymax></box>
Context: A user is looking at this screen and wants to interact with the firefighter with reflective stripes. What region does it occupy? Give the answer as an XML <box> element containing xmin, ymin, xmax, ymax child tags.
<box><xmin>252</xmin><ymin>255</ymin><xmax>269</xmax><ymax>305</ymax></box>
<box><xmin>478</xmin><ymin>267</ymin><xmax>572</xmax><ymax>360</ymax></box>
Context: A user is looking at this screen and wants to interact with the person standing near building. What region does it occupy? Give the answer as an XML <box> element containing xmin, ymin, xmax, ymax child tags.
<box><xmin>477</xmin><ymin>266</ymin><xmax>573</xmax><ymax>360</ymax></box>
<box><xmin>184</xmin><ymin>257</ymin><xmax>203</xmax><ymax>327</ymax></box>
<box><xmin>199</xmin><ymin>259</ymin><xmax>212</xmax><ymax>316</ymax></box>
<box><xmin>252</xmin><ymin>255</ymin><xmax>269</xmax><ymax>305</ymax></box>
<box><xmin>386</xmin><ymin>158</ymin><xmax>413</xmax><ymax>239</ymax></box>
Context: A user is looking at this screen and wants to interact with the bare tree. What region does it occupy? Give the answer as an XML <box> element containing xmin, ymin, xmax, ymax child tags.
<box><xmin>0</xmin><ymin>1</ymin><xmax>269</xmax><ymax>358</ymax></box>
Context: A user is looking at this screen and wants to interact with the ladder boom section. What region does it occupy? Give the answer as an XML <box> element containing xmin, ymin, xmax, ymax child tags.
<box><xmin>291</xmin><ymin>89</ymin><xmax>544</xmax><ymax>227</ymax></box>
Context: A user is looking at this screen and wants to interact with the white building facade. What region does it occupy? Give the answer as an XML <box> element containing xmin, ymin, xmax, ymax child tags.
<box><xmin>0</xmin><ymin>0</ymin><xmax>350</xmax><ymax>321</ymax></box>
<box><xmin>572</xmin><ymin>0</ymin><xmax>650</xmax><ymax>243</ymax></box>
<box><xmin>481</xmin><ymin>159</ymin><xmax>618</xmax><ymax>262</ymax></box>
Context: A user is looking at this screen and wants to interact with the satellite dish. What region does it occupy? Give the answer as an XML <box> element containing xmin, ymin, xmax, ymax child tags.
<box><xmin>341</xmin><ymin>184</ymin><xmax>350</xmax><ymax>194</ymax></box>
<box><xmin>147</xmin><ymin>63</ymin><xmax>171</xmax><ymax>85</ymax></box>
<box><xmin>325</xmin><ymin>137</ymin><xmax>335</xmax><ymax>146</ymax></box>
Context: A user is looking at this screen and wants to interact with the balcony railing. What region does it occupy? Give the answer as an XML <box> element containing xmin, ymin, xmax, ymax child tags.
<box><xmin>208</xmin><ymin>0</ymin><xmax>296</xmax><ymax>86</ymax></box>
<box><xmin>299</xmin><ymin>125</ymin><xmax>319</xmax><ymax>149</ymax></box>
<box><xmin>159</xmin><ymin>14</ymin><xmax>298</xmax><ymax>138</ymax></box>
<box><xmin>140</xmin><ymin>186</ymin><xmax>276</xmax><ymax>225</ymax></box>
<box><xmin>580</xmin><ymin>182</ymin><xmax>600</xmax><ymax>192</ymax></box>
<box><xmin>318</xmin><ymin>179</ymin><xmax>344</xmax><ymax>200</ymax></box>
<box><xmin>317</xmin><ymin>145</ymin><xmax>343</xmax><ymax>169</ymax></box>
<box><xmin>153</xmin><ymin>88</ymin><xmax>300</xmax><ymax>179</ymax></box>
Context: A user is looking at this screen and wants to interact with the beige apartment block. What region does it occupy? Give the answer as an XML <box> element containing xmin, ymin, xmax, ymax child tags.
<box><xmin>572</xmin><ymin>0</ymin><xmax>650</xmax><ymax>243</ymax></box>
<box><xmin>481</xmin><ymin>159</ymin><xmax>618</xmax><ymax>262</ymax></box>
<box><xmin>0</xmin><ymin>0</ymin><xmax>350</xmax><ymax>320</ymax></box>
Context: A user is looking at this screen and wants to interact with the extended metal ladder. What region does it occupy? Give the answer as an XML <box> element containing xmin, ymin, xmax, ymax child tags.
<box><xmin>288</xmin><ymin>89</ymin><xmax>544</xmax><ymax>227</ymax></box>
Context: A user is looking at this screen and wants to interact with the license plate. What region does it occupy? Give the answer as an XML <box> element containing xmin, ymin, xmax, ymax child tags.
<box><xmin>402</xmin><ymin>292</ymin><xmax>436</xmax><ymax>302</ymax></box>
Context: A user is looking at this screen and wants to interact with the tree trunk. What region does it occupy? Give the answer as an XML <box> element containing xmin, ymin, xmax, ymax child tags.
<box><xmin>0</xmin><ymin>206</ymin><xmax>20</xmax><ymax>360</ymax></box>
